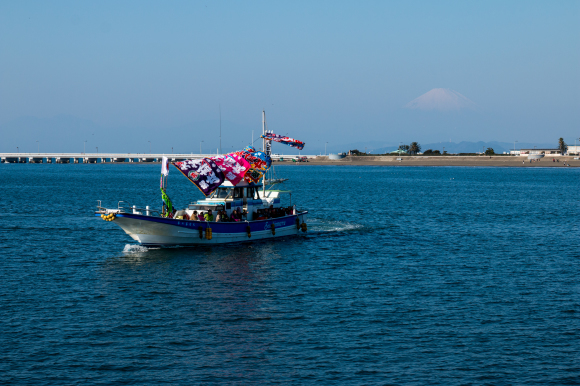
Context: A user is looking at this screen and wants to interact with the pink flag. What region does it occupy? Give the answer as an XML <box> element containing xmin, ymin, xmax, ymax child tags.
<box><xmin>212</xmin><ymin>154</ymin><xmax>250</xmax><ymax>185</ymax></box>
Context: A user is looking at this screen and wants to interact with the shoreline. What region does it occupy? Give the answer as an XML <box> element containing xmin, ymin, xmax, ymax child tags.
<box><xmin>286</xmin><ymin>155</ymin><xmax>580</xmax><ymax>168</ymax></box>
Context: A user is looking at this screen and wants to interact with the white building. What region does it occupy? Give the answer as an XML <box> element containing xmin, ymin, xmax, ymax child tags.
<box><xmin>511</xmin><ymin>146</ymin><xmax>579</xmax><ymax>156</ymax></box>
<box><xmin>567</xmin><ymin>145</ymin><xmax>580</xmax><ymax>155</ymax></box>
<box><xmin>518</xmin><ymin>148</ymin><xmax>562</xmax><ymax>156</ymax></box>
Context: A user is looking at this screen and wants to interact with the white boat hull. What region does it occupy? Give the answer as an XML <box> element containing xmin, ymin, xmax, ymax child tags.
<box><xmin>97</xmin><ymin>212</ymin><xmax>308</xmax><ymax>246</ymax></box>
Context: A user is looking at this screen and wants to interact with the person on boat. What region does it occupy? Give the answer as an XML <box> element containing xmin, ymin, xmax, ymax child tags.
<box><xmin>198</xmin><ymin>212</ymin><xmax>206</xmax><ymax>221</ymax></box>
<box><xmin>217</xmin><ymin>210</ymin><xmax>228</xmax><ymax>222</ymax></box>
<box><xmin>204</xmin><ymin>209</ymin><xmax>214</xmax><ymax>222</ymax></box>
<box><xmin>190</xmin><ymin>211</ymin><xmax>199</xmax><ymax>221</ymax></box>
<box><xmin>231</xmin><ymin>209</ymin><xmax>241</xmax><ymax>222</ymax></box>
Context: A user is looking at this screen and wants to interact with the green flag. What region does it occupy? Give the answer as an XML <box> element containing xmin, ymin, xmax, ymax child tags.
<box><xmin>161</xmin><ymin>188</ymin><xmax>173</xmax><ymax>216</ymax></box>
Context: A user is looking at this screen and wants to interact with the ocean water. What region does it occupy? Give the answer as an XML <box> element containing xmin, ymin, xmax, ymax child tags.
<box><xmin>1</xmin><ymin>164</ymin><xmax>579</xmax><ymax>385</ymax></box>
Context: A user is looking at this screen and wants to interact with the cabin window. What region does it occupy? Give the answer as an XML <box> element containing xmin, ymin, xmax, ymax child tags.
<box><xmin>214</xmin><ymin>188</ymin><xmax>230</xmax><ymax>198</ymax></box>
<box><xmin>249</xmin><ymin>187</ymin><xmax>260</xmax><ymax>199</ymax></box>
<box><xmin>188</xmin><ymin>205</ymin><xmax>225</xmax><ymax>211</ymax></box>
<box><xmin>233</xmin><ymin>188</ymin><xmax>243</xmax><ymax>199</ymax></box>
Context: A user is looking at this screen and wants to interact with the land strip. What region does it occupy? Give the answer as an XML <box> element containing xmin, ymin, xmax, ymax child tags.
<box><xmin>291</xmin><ymin>155</ymin><xmax>580</xmax><ymax>167</ymax></box>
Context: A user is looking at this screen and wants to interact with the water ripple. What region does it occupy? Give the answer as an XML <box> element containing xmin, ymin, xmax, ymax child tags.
<box><xmin>0</xmin><ymin>165</ymin><xmax>579</xmax><ymax>385</ymax></box>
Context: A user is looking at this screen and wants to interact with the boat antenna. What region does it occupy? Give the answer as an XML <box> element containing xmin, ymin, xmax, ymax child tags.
<box><xmin>219</xmin><ymin>104</ymin><xmax>222</xmax><ymax>155</ymax></box>
<box><xmin>262</xmin><ymin>110</ymin><xmax>265</xmax><ymax>152</ymax></box>
<box><xmin>262</xmin><ymin>110</ymin><xmax>267</xmax><ymax>195</ymax></box>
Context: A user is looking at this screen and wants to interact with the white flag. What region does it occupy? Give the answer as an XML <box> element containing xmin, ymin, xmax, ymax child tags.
<box><xmin>161</xmin><ymin>156</ymin><xmax>169</xmax><ymax>176</ymax></box>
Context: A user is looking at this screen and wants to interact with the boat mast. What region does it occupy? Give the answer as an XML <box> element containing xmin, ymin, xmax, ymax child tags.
<box><xmin>262</xmin><ymin>110</ymin><xmax>266</xmax><ymax>195</ymax></box>
<box><xmin>262</xmin><ymin>110</ymin><xmax>272</xmax><ymax>196</ymax></box>
<box><xmin>262</xmin><ymin>110</ymin><xmax>265</xmax><ymax>152</ymax></box>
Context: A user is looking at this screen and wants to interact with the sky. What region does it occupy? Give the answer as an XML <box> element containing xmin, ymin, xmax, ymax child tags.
<box><xmin>1</xmin><ymin>0</ymin><xmax>579</xmax><ymax>154</ymax></box>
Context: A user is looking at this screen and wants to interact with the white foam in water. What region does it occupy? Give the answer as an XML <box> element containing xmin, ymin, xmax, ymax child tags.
<box><xmin>123</xmin><ymin>244</ymin><xmax>149</xmax><ymax>253</ymax></box>
<box><xmin>311</xmin><ymin>219</ymin><xmax>363</xmax><ymax>233</ymax></box>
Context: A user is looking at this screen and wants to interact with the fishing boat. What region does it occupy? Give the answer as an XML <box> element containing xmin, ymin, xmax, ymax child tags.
<box><xmin>95</xmin><ymin>111</ymin><xmax>308</xmax><ymax>246</ymax></box>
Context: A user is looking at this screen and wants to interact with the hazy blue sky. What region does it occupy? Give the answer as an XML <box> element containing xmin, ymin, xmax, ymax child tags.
<box><xmin>1</xmin><ymin>1</ymin><xmax>578</xmax><ymax>154</ymax></box>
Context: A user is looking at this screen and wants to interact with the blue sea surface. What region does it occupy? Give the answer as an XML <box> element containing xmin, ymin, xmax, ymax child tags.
<box><xmin>1</xmin><ymin>164</ymin><xmax>579</xmax><ymax>385</ymax></box>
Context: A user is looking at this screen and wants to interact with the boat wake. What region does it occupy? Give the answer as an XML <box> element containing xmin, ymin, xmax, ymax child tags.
<box><xmin>309</xmin><ymin>219</ymin><xmax>363</xmax><ymax>233</ymax></box>
<box><xmin>123</xmin><ymin>244</ymin><xmax>150</xmax><ymax>254</ymax></box>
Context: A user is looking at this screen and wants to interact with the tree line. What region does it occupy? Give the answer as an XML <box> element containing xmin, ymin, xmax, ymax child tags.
<box><xmin>349</xmin><ymin>138</ymin><xmax>571</xmax><ymax>156</ymax></box>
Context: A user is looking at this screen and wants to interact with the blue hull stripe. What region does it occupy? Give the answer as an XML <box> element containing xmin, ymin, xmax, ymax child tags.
<box><xmin>95</xmin><ymin>212</ymin><xmax>307</xmax><ymax>233</ymax></box>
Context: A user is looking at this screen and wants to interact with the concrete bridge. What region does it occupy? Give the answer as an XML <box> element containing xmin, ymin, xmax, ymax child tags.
<box><xmin>0</xmin><ymin>153</ymin><xmax>316</xmax><ymax>164</ymax></box>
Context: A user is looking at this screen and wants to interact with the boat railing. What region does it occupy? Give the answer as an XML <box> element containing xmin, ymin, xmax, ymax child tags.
<box><xmin>95</xmin><ymin>200</ymin><xmax>161</xmax><ymax>216</ymax></box>
<box><xmin>118</xmin><ymin>201</ymin><xmax>162</xmax><ymax>216</ymax></box>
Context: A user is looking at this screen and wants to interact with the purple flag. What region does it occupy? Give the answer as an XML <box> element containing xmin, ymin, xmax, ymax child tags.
<box><xmin>172</xmin><ymin>159</ymin><xmax>225</xmax><ymax>196</ymax></box>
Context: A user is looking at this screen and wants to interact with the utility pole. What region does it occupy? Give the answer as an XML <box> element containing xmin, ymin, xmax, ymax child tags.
<box><xmin>262</xmin><ymin>111</ymin><xmax>266</xmax><ymax>152</ymax></box>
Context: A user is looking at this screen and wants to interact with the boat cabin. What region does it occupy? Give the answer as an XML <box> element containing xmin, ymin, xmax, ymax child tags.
<box><xmin>174</xmin><ymin>181</ymin><xmax>293</xmax><ymax>221</ymax></box>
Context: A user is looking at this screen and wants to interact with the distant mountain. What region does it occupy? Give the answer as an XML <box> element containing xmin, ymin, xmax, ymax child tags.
<box><xmin>404</xmin><ymin>88</ymin><xmax>477</xmax><ymax>111</ymax></box>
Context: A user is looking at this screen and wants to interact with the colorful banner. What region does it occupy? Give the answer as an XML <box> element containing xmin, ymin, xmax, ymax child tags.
<box><xmin>212</xmin><ymin>154</ymin><xmax>251</xmax><ymax>185</ymax></box>
<box><xmin>234</xmin><ymin>149</ymin><xmax>271</xmax><ymax>183</ymax></box>
<box><xmin>171</xmin><ymin>146</ymin><xmax>273</xmax><ymax>194</ymax></box>
<box><xmin>172</xmin><ymin>159</ymin><xmax>225</xmax><ymax>196</ymax></box>
<box><xmin>261</xmin><ymin>133</ymin><xmax>305</xmax><ymax>150</ymax></box>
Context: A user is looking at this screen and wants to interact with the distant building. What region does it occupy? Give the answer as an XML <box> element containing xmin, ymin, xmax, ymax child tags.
<box><xmin>519</xmin><ymin>148</ymin><xmax>562</xmax><ymax>156</ymax></box>
<box><xmin>567</xmin><ymin>145</ymin><xmax>580</xmax><ymax>155</ymax></box>
<box><xmin>511</xmin><ymin>147</ymin><xmax>579</xmax><ymax>156</ymax></box>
